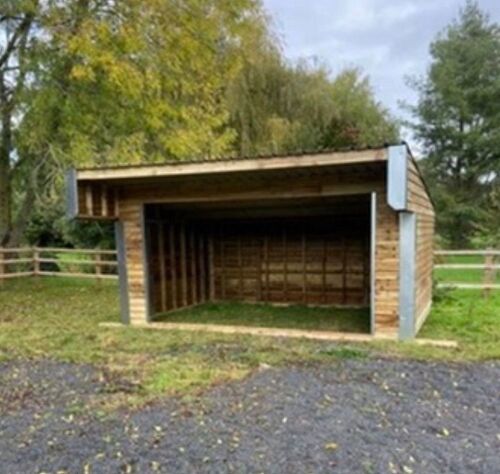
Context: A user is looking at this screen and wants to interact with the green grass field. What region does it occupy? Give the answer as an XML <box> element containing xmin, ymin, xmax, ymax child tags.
<box><xmin>0</xmin><ymin>277</ymin><xmax>498</xmax><ymax>406</ymax></box>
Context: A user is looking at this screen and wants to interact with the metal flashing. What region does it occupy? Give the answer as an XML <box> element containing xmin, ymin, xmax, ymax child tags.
<box><xmin>370</xmin><ymin>192</ymin><xmax>377</xmax><ymax>335</ymax></box>
<box><xmin>65</xmin><ymin>168</ymin><xmax>78</xmax><ymax>219</ymax></box>
<box><xmin>399</xmin><ymin>212</ymin><xmax>417</xmax><ymax>340</ymax></box>
<box><xmin>387</xmin><ymin>145</ymin><xmax>408</xmax><ymax>211</ymax></box>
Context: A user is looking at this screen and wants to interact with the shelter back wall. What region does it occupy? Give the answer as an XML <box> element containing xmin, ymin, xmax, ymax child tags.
<box><xmin>146</xmin><ymin>215</ymin><xmax>370</xmax><ymax>316</ymax></box>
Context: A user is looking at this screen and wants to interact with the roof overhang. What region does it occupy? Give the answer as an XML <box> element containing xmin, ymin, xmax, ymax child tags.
<box><xmin>76</xmin><ymin>148</ymin><xmax>388</xmax><ymax>183</ymax></box>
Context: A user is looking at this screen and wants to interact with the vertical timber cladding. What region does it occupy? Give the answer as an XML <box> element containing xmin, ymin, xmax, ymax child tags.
<box><xmin>146</xmin><ymin>219</ymin><xmax>210</xmax><ymax>314</ymax></box>
<box><xmin>212</xmin><ymin>216</ymin><xmax>370</xmax><ymax>307</ymax></box>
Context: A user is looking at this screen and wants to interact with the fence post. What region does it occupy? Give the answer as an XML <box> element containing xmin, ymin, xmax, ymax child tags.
<box><xmin>95</xmin><ymin>252</ymin><xmax>102</xmax><ymax>283</ymax></box>
<box><xmin>0</xmin><ymin>247</ymin><xmax>4</xmax><ymax>285</ymax></box>
<box><xmin>483</xmin><ymin>249</ymin><xmax>495</xmax><ymax>297</ymax></box>
<box><xmin>33</xmin><ymin>247</ymin><xmax>40</xmax><ymax>277</ymax></box>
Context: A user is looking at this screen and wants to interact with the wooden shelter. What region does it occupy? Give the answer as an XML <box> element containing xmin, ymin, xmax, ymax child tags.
<box><xmin>67</xmin><ymin>144</ymin><xmax>435</xmax><ymax>340</ymax></box>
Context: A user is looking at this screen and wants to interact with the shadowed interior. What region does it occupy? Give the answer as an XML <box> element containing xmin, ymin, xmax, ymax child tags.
<box><xmin>144</xmin><ymin>195</ymin><xmax>371</xmax><ymax>331</ymax></box>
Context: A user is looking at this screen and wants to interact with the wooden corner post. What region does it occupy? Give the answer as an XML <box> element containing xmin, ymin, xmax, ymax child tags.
<box><xmin>116</xmin><ymin>202</ymin><xmax>150</xmax><ymax>325</ymax></box>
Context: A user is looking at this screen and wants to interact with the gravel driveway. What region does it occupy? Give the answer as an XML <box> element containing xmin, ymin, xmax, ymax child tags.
<box><xmin>0</xmin><ymin>358</ymin><xmax>499</xmax><ymax>474</ymax></box>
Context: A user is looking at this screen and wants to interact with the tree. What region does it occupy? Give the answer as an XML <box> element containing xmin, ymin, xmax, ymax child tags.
<box><xmin>0</xmin><ymin>0</ymin><xmax>38</xmax><ymax>245</ymax></box>
<box><xmin>228</xmin><ymin>53</ymin><xmax>398</xmax><ymax>156</ymax></box>
<box><xmin>409</xmin><ymin>1</ymin><xmax>500</xmax><ymax>247</ymax></box>
<box><xmin>1</xmin><ymin>0</ymin><xmax>266</xmax><ymax>246</ymax></box>
<box><xmin>2</xmin><ymin>0</ymin><xmax>399</xmax><ymax>248</ymax></box>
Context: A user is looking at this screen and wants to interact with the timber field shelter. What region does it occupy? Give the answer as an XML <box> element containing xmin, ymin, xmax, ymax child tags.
<box><xmin>67</xmin><ymin>143</ymin><xmax>435</xmax><ymax>340</ymax></box>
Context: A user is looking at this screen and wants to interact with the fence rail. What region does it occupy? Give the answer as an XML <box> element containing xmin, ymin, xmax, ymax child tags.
<box><xmin>0</xmin><ymin>247</ymin><xmax>498</xmax><ymax>291</ymax></box>
<box><xmin>434</xmin><ymin>249</ymin><xmax>499</xmax><ymax>291</ymax></box>
<box><xmin>0</xmin><ymin>247</ymin><xmax>118</xmax><ymax>281</ymax></box>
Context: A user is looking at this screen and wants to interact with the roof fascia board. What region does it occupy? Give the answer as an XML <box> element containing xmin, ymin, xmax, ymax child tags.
<box><xmin>76</xmin><ymin>150</ymin><xmax>387</xmax><ymax>182</ymax></box>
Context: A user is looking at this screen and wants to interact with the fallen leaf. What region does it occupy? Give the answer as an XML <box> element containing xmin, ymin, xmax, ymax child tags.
<box><xmin>324</xmin><ymin>442</ymin><xmax>338</xmax><ymax>451</ymax></box>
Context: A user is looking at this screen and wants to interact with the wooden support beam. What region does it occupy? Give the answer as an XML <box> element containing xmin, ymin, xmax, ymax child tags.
<box><xmin>342</xmin><ymin>237</ymin><xmax>347</xmax><ymax>305</ymax></box>
<box><xmin>238</xmin><ymin>236</ymin><xmax>243</xmax><ymax>300</ymax></box>
<box><xmin>302</xmin><ymin>231</ymin><xmax>307</xmax><ymax>303</ymax></box>
<box><xmin>220</xmin><ymin>232</ymin><xmax>226</xmax><ymax>299</ymax></box>
<box><xmin>208</xmin><ymin>233</ymin><xmax>215</xmax><ymax>301</ymax></box>
<box><xmin>283</xmin><ymin>229</ymin><xmax>288</xmax><ymax>300</ymax></box>
<box><xmin>158</xmin><ymin>224</ymin><xmax>167</xmax><ymax>312</ymax></box>
<box><xmin>101</xmin><ymin>185</ymin><xmax>108</xmax><ymax>217</ymax></box>
<box><xmin>190</xmin><ymin>230</ymin><xmax>197</xmax><ymax>305</ymax></box>
<box><xmin>113</xmin><ymin>188</ymin><xmax>119</xmax><ymax>216</ymax></box>
<box><xmin>257</xmin><ymin>238</ymin><xmax>263</xmax><ymax>301</ymax></box>
<box><xmin>322</xmin><ymin>238</ymin><xmax>328</xmax><ymax>304</ymax></box>
<box><xmin>85</xmin><ymin>185</ymin><xmax>93</xmax><ymax>215</ymax></box>
<box><xmin>199</xmin><ymin>234</ymin><xmax>206</xmax><ymax>302</ymax></box>
<box><xmin>180</xmin><ymin>223</ymin><xmax>188</xmax><ymax>307</ymax></box>
<box><xmin>264</xmin><ymin>236</ymin><xmax>269</xmax><ymax>301</ymax></box>
<box><xmin>169</xmin><ymin>224</ymin><xmax>177</xmax><ymax>309</ymax></box>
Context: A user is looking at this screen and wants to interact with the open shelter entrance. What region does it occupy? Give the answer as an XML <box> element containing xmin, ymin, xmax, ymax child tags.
<box><xmin>144</xmin><ymin>195</ymin><xmax>372</xmax><ymax>331</ymax></box>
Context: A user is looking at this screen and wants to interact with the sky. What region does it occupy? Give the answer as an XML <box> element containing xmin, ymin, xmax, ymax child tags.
<box><xmin>263</xmin><ymin>0</ymin><xmax>500</xmax><ymax>145</ymax></box>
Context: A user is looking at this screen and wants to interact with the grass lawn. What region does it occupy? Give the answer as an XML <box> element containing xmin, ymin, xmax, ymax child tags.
<box><xmin>375</xmin><ymin>289</ymin><xmax>500</xmax><ymax>360</ymax></box>
<box><xmin>0</xmin><ymin>277</ymin><xmax>499</xmax><ymax>406</ymax></box>
<box><xmin>155</xmin><ymin>302</ymin><xmax>370</xmax><ymax>333</ymax></box>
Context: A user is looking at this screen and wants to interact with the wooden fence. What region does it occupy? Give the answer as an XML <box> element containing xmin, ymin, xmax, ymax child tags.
<box><xmin>0</xmin><ymin>247</ymin><xmax>118</xmax><ymax>281</ymax></box>
<box><xmin>0</xmin><ymin>247</ymin><xmax>498</xmax><ymax>292</ymax></box>
<box><xmin>434</xmin><ymin>249</ymin><xmax>500</xmax><ymax>291</ymax></box>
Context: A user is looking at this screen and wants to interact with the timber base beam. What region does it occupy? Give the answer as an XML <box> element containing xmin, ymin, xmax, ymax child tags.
<box><xmin>99</xmin><ymin>322</ymin><xmax>457</xmax><ymax>348</ymax></box>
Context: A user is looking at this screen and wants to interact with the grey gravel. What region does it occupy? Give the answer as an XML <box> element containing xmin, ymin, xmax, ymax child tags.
<box><xmin>0</xmin><ymin>358</ymin><xmax>499</xmax><ymax>473</ymax></box>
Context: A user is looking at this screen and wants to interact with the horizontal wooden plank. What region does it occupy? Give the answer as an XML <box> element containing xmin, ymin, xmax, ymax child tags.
<box><xmin>435</xmin><ymin>250</ymin><xmax>500</xmax><ymax>256</ymax></box>
<box><xmin>438</xmin><ymin>282</ymin><xmax>500</xmax><ymax>290</ymax></box>
<box><xmin>37</xmin><ymin>271</ymin><xmax>118</xmax><ymax>279</ymax></box>
<box><xmin>435</xmin><ymin>264</ymin><xmax>500</xmax><ymax>270</ymax></box>
<box><xmin>0</xmin><ymin>271</ymin><xmax>34</xmax><ymax>279</ymax></box>
<box><xmin>35</xmin><ymin>247</ymin><xmax>117</xmax><ymax>255</ymax></box>
<box><xmin>1</xmin><ymin>258</ymin><xmax>33</xmax><ymax>265</ymax></box>
<box><xmin>38</xmin><ymin>258</ymin><xmax>117</xmax><ymax>267</ymax></box>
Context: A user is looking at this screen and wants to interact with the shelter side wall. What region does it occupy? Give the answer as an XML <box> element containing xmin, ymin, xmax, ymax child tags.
<box><xmin>120</xmin><ymin>200</ymin><xmax>149</xmax><ymax>324</ymax></box>
<box><xmin>407</xmin><ymin>159</ymin><xmax>435</xmax><ymax>333</ymax></box>
<box><xmin>146</xmin><ymin>220</ymin><xmax>210</xmax><ymax>314</ymax></box>
<box><xmin>374</xmin><ymin>193</ymin><xmax>400</xmax><ymax>336</ymax></box>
